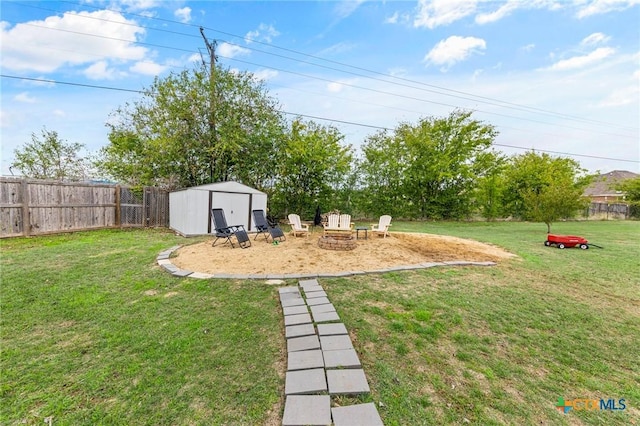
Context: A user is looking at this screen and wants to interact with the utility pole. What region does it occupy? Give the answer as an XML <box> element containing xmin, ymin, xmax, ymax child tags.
<box><xmin>200</xmin><ymin>27</ymin><xmax>217</xmax><ymax>182</ymax></box>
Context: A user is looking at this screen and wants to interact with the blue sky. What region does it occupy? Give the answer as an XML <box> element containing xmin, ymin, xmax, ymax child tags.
<box><xmin>1</xmin><ymin>0</ymin><xmax>639</xmax><ymax>177</ymax></box>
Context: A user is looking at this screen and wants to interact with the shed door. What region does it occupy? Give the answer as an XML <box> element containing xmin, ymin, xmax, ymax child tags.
<box><xmin>210</xmin><ymin>192</ymin><xmax>251</xmax><ymax>230</ymax></box>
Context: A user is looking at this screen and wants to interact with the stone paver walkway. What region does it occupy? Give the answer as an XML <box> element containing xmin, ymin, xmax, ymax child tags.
<box><xmin>155</xmin><ymin>246</ymin><xmax>499</xmax><ymax>425</ymax></box>
<box><xmin>280</xmin><ymin>279</ymin><xmax>383</xmax><ymax>426</ymax></box>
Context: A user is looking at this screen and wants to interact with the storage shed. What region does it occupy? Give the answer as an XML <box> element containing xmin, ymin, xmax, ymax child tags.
<box><xmin>169</xmin><ymin>181</ymin><xmax>267</xmax><ymax>237</ymax></box>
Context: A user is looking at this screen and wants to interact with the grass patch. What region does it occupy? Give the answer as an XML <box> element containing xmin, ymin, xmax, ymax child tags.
<box><xmin>1</xmin><ymin>229</ymin><xmax>284</xmax><ymax>425</ymax></box>
<box><xmin>2</xmin><ymin>222</ymin><xmax>639</xmax><ymax>424</ymax></box>
<box><xmin>327</xmin><ymin>221</ymin><xmax>640</xmax><ymax>425</ymax></box>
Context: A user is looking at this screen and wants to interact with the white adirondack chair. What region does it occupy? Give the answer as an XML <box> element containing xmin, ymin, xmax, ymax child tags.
<box><xmin>371</xmin><ymin>215</ymin><xmax>392</xmax><ymax>238</ymax></box>
<box><xmin>288</xmin><ymin>214</ymin><xmax>309</xmax><ymax>237</ymax></box>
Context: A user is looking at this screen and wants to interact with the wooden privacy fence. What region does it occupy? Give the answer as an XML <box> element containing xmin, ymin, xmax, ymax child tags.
<box><xmin>0</xmin><ymin>178</ymin><xmax>169</xmax><ymax>238</ymax></box>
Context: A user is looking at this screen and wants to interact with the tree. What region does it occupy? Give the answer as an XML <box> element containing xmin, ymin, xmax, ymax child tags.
<box><xmin>502</xmin><ymin>152</ymin><xmax>592</xmax><ymax>232</ymax></box>
<box><xmin>271</xmin><ymin>119</ymin><xmax>353</xmax><ymax>218</ymax></box>
<box><xmin>98</xmin><ymin>63</ymin><xmax>285</xmax><ymax>189</ymax></box>
<box><xmin>358</xmin><ymin>110</ymin><xmax>499</xmax><ymax>219</ymax></box>
<box><xmin>11</xmin><ymin>127</ymin><xmax>89</xmax><ymax>181</ymax></box>
<box><xmin>358</xmin><ymin>130</ymin><xmax>411</xmax><ymax>218</ymax></box>
<box><xmin>473</xmin><ymin>151</ymin><xmax>507</xmax><ymax>220</ymax></box>
<box><xmin>616</xmin><ymin>176</ymin><xmax>640</xmax><ymax>218</ymax></box>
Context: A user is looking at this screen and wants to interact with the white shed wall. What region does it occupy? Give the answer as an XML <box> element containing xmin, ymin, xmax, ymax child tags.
<box><xmin>169</xmin><ymin>182</ymin><xmax>268</xmax><ymax>236</ymax></box>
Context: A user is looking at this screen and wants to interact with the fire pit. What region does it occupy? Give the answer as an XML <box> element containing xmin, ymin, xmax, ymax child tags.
<box><xmin>317</xmin><ymin>233</ymin><xmax>357</xmax><ymax>251</ymax></box>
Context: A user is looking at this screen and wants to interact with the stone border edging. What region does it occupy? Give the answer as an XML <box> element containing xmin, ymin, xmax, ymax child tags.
<box><xmin>156</xmin><ymin>245</ymin><xmax>497</xmax><ymax>279</ymax></box>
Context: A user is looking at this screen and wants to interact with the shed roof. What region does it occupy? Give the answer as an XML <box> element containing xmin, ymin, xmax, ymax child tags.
<box><xmin>171</xmin><ymin>181</ymin><xmax>266</xmax><ymax>195</ymax></box>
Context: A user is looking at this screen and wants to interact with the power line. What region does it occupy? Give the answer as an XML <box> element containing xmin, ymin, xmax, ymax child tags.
<box><xmin>18</xmin><ymin>0</ymin><xmax>636</xmax><ymax>133</ymax></box>
<box><xmin>2</xmin><ymin>74</ymin><xmax>637</xmax><ymax>165</ymax></box>
<box><xmin>9</xmin><ymin>17</ymin><xmax>636</xmax><ymax>140</ymax></box>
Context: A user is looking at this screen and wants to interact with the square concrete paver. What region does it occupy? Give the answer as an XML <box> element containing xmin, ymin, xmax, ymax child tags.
<box><xmin>281</xmin><ymin>297</ymin><xmax>306</xmax><ymax>308</ymax></box>
<box><xmin>284</xmin><ymin>313</ymin><xmax>312</xmax><ymax>326</ymax></box>
<box><xmin>285</xmin><ymin>368</ymin><xmax>327</xmax><ymax>395</ymax></box>
<box><xmin>301</xmin><ymin>285</ymin><xmax>324</xmax><ymax>294</ymax></box>
<box><xmin>310</xmin><ymin>304</ymin><xmax>336</xmax><ymax>315</ymax></box>
<box><xmin>317</xmin><ymin>323</ymin><xmax>348</xmax><ymax>336</ymax></box>
<box><xmin>322</xmin><ymin>349</ymin><xmax>361</xmax><ymax>369</ymax></box>
<box><xmin>304</xmin><ymin>290</ymin><xmax>328</xmax><ymax>299</ymax></box>
<box><xmin>282</xmin><ymin>395</ymin><xmax>331</xmax><ymax>426</ymax></box>
<box><xmin>320</xmin><ymin>335</ymin><xmax>353</xmax><ymax>351</ymax></box>
<box><xmin>312</xmin><ymin>311</ymin><xmax>341</xmax><ymax>323</ymax></box>
<box><xmin>298</xmin><ymin>279</ymin><xmax>320</xmax><ymax>289</ymax></box>
<box><xmin>307</xmin><ymin>297</ymin><xmax>331</xmax><ymax>306</ymax></box>
<box><xmin>332</xmin><ymin>403</ymin><xmax>383</xmax><ymax>426</ymax></box>
<box><xmin>288</xmin><ymin>349</ymin><xmax>324</xmax><ymax>371</ymax></box>
<box><xmin>283</xmin><ymin>305</ymin><xmax>309</xmax><ymax>316</ymax></box>
<box><xmin>326</xmin><ymin>369</ymin><xmax>370</xmax><ymax>395</ymax></box>
<box><xmin>285</xmin><ymin>323</ymin><xmax>316</xmax><ymax>339</ymax></box>
<box><xmin>280</xmin><ymin>292</ymin><xmax>302</xmax><ymax>302</ymax></box>
<box><xmin>279</xmin><ymin>286</ymin><xmax>301</xmax><ymax>294</ymax></box>
<box><xmin>287</xmin><ymin>334</ymin><xmax>320</xmax><ymax>352</ymax></box>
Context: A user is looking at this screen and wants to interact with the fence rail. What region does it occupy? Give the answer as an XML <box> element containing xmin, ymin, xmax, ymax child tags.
<box><xmin>0</xmin><ymin>178</ymin><xmax>169</xmax><ymax>238</ymax></box>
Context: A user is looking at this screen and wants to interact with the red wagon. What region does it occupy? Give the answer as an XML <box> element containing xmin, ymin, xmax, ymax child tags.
<box><xmin>544</xmin><ymin>234</ymin><xmax>590</xmax><ymax>250</ymax></box>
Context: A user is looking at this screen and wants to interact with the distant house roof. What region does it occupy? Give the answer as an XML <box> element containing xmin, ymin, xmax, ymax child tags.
<box><xmin>584</xmin><ymin>170</ymin><xmax>639</xmax><ymax>197</ymax></box>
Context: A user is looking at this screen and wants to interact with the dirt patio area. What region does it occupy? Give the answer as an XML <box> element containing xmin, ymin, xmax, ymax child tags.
<box><xmin>171</xmin><ymin>231</ymin><xmax>516</xmax><ymax>275</ymax></box>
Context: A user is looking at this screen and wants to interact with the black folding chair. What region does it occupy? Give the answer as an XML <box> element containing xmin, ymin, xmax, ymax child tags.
<box><xmin>211</xmin><ymin>208</ymin><xmax>251</xmax><ymax>249</ymax></box>
<box><xmin>252</xmin><ymin>210</ymin><xmax>286</xmax><ymax>243</ymax></box>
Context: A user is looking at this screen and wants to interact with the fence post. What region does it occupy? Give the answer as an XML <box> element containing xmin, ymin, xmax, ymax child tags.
<box><xmin>21</xmin><ymin>179</ymin><xmax>30</xmax><ymax>237</ymax></box>
<box><xmin>143</xmin><ymin>187</ymin><xmax>148</xmax><ymax>227</ymax></box>
<box><xmin>115</xmin><ymin>185</ymin><xmax>121</xmax><ymax>227</ymax></box>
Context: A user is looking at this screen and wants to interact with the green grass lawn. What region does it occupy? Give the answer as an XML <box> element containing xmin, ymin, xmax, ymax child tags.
<box><xmin>2</xmin><ymin>222</ymin><xmax>639</xmax><ymax>425</ymax></box>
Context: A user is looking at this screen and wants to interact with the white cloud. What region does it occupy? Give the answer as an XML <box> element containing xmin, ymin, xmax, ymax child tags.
<box><xmin>84</xmin><ymin>61</ymin><xmax>123</xmax><ymax>80</ymax></box>
<box><xmin>385</xmin><ymin>12</ymin><xmax>400</xmax><ymax>24</ymax></box>
<box><xmin>113</xmin><ymin>0</ymin><xmax>161</xmax><ymax>13</ymax></box>
<box><xmin>174</xmin><ymin>7</ymin><xmax>191</xmax><ymax>23</ymax></box>
<box><xmin>521</xmin><ymin>43</ymin><xmax>536</xmax><ymax>52</ymax></box>
<box><xmin>581</xmin><ymin>32</ymin><xmax>611</xmax><ymax>46</ymax></box>
<box><xmin>217</xmin><ymin>42</ymin><xmax>251</xmax><ymax>58</ymax></box>
<box><xmin>0</xmin><ymin>10</ymin><xmax>148</xmax><ymax>73</ymax></box>
<box><xmin>424</xmin><ymin>36</ymin><xmax>486</xmax><ymax>70</ymax></box>
<box><xmin>316</xmin><ymin>42</ymin><xmax>357</xmax><ymax>57</ymax></box>
<box><xmin>414</xmin><ymin>0</ymin><xmax>477</xmax><ymax>29</ymax></box>
<box><xmin>245</xmin><ymin>24</ymin><xmax>280</xmax><ymax>44</ymax></box>
<box><xmin>187</xmin><ymin>53</ymin><xmax>202</xmax><ymax>63</ymax></box>
<box><xmin>14</xmin><ymin>92</ymin><xmax>37</xmax><ymax>103</ymax></box>
<box><xmin>598</xmin><ymin>84</ymin><xmax>639</xmax><ymax>107</ymax></box>
<box><xmin>475</xmin><ymin>0</ymin><xmax>520</xmax><ymax>24</ymax></box>
<box><xmin>334</xmin><ymin>0</ymin><xmax>366</xmax><ymax>19</ymax></box>
<box><xmin>252</xmin><ymin>69</ymin><xmax>279</xmax><ymax>82</ymax></box>
<box><xmin>575</xmin><ymin>0</ymin><xmax>640</xmax><ymax>18</ymax></box>
<box><xmin>326</xmin><ymin>78</ymin><xmax>359</xmax><ymax>93</ymax></box>
<box><xmin>546</xmin><ymin>47</ymin><xmax>616</xmax><ymax>70</ymax></box>
<box><xmin>130</xmin><ymin>60</ymin><xmax>167</xmax><ymax>76</ymax></box>
<box><xmin>53</xmin><ymin>109</ymin><xmax>66</xmax><ymax>117</ymax></box>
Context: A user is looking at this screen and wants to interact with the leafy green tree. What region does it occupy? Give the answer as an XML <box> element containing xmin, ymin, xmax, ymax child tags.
<box><xmin>502</xmin><ymin>152</ymin><xmax>592</xmax><ymax>232</ymax></box>
<box><xmin>473</xmin><ymin>152</ymin><xmax>507</xmax><ymax>220</ymax></box>
<box><xmin>358</xmin><ymin>130</ymin><xmax>411</xmax><ymax>218</ymax></box>
<box><xmin>11</xmin><ymin>127</ymin><xmax>89</xmax><ymax>181</ymax></box>
<box><xmin>98</xmin><ymin>63</ymin><xmax>285</xmax><ymax>189</ymax></box>
<box><xmin>358</xmin><ymin>110</ymin><xmax>499</xmax><ymax>219</ymax></box>
<box><xmin>271</xmin><ymin>119</ymin><xmax>352</xmax><ymax>219</ymax></box>
<box><xmin>616</xmin><ymin>176</ymin><xmax>640</xmax><ymax>218</ymax></box>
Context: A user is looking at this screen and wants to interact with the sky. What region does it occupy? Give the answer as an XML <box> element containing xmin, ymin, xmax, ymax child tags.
<box><xmin>1</xmin><ymin>0</ymin><xmax>639</xmax><ymax>178</ymax></box>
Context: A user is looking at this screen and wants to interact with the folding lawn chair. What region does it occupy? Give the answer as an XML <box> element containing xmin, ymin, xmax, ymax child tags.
<box><xmin>252</xmin><ymin>210</ymin><xmax>286</xmax><ymax>243</ymax></box>
<box><xmin>211</xmin><ymin>208</ymin><xmax>251</xmax><ymax>249</ymax></box>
